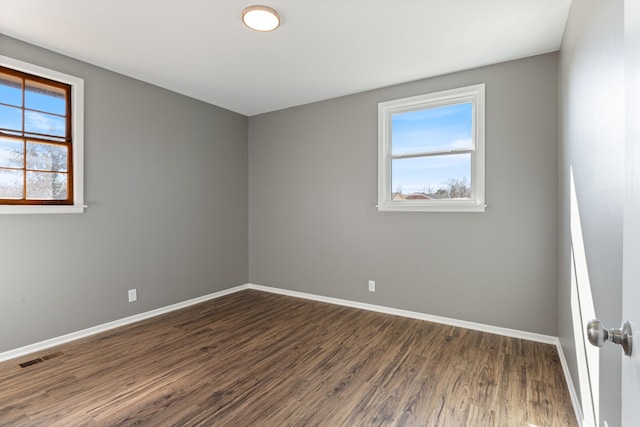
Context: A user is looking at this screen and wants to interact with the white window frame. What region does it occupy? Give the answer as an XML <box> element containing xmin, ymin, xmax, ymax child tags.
<box><xmin>378</xmin><ymin>83</ymin><xmax>486</xmax><ymax>213</ymax></box>
<box><xmin>0</xmin><ymin>56</ymin><xmax>85</xmax><ymax>214</ymax></box>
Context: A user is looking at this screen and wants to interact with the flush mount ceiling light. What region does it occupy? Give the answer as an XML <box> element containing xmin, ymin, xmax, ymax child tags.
<box><xmin>242</xmin><ymin>5</ymin><xmax>281</xmax><ymax>32</ymax></box>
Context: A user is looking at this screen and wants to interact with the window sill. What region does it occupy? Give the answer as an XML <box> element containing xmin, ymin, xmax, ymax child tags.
<box><xmin>377</xmin><ymin>201</ymin><xmax>486</xmax><ymax>213</ymax></box>
<box><xmin>0</xmin><ymin>205</ymin><xmax>86</xmax><ymax>214</ymax></box>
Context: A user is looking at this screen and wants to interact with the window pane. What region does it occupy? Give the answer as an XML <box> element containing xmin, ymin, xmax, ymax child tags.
<box><xmin>25</xmin><ymin>110</ymin><xmax>66</xmax><ymax>139</ymax></box>
<box><xmin>26</xmin><ymin>142</ymin><xmax>68</xmax><ymax>172</ymax></box>
<box><xmin>0</xmin><ymin>73</ymin><xmax>22</xmax><ymax>107</ymax></box>
<box><xmin>391</xmin><ymin>102</ymin><xmax>472</xmax><ymax>155</ymax></box>
<box><xmin>26</xmin><ymin>171</ymin><xmax>67</xmax><ymax>200</ymax></box>
<box><xmin>25</xmin><ymin>80</ymin><xmax>66</xmax><ymax>115</ymax></box>
<box><xmin>0</xmin><ymin>137</ymin><xmax>24</xmax><ymax>168</ymax></box>
<box><xmin>0</xmin><ymin>104</ymin><xmax>22</xmax><ymax>132</ymax></box>
<box><xmin>0</xmin><ymin>168</ymin><xmax>24</xmax><ymax>199</ymax></box>
<box><xmin>391</xmin><ymin>153</ymin><xmax>471</xmax><ymax>200</ymax></box>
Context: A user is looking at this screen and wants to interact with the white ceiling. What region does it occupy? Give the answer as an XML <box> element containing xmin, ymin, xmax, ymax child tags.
<box><xmin>0</xmin><ymin>0</ymin><xmax>571</xmax><ymax>116</ymax></box>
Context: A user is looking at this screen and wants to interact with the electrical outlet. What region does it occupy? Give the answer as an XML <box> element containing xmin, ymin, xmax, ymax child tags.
<box><xmin>368</xmin><ymin>280</ymin><xmax>375</xmax><ymax>292</ymax></box>
<box><xmin>128</xmin><ymin>289</ymin><xmax>137</xmax><ymax>303</ymax></box>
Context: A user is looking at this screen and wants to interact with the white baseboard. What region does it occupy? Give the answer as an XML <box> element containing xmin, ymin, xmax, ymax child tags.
<box><xmin>555</xmin><ymin>337</ymin><xmax>584</xmax><ymax>427</ymax></box>
<box><xmin>0</xmin><ymin>281</ymin><xmax>582</xmax><ymax>425</ymax></box>
<box><xmin>1</xmin><ymin>282</ymin><xmax>559</xmax><ymax>363</ymax></box>
<box><xmin>247</xmin><ymin>283</ymin><xmax>557</xmax><ymax>344</ymax></box>
<box><xmin>248</xmin><ymin>283</ymin><xmax>582</xmax><ymax>424</ymax></box>
<box><xmin>0</xmin><ymin>284</ymin><xmax>250</xmax><ymax>363</ymax></box>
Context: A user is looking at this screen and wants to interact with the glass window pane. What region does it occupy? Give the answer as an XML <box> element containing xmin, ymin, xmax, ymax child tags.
<box><xmin>0</xmin><ymin>104</ymin><xmax>23</xmax><ymax>132</ymax></box>
<box><xmin>0</xmin><ymin>137</ymin><xmax>24</xmax><ymax>168</ymax></box>
<box><xmin>25</xmin><ymin>80</ymin><xmax>66</xmax><ymax>115</ymax></box>
<box><xmin>0</xmin><ymin>73</ymin><xmax>22</xmax><ymax>107</ymax></box>
<box><xmin>391</xmin><ymin>102</ymin><xmax>472</xmax><ymax>155</ymax></box>
<box><xmin>26</xmin><ymin>142</ymin><xmax>68</xmax><ymax>172</ymax></box>
<box><xmin>26</xmin><ymin>171</ymin><xmax>67</xmax><ymax>200</ymax></box>
<box><xmin>0</xmin><ymin>168</ymin><xmax>24</xmax><ymax>199</ymax></box>
<box><xmin>391</xmin><ymin>153</ymin><xmax>471</xmax><ymax>200</ymax></box>
<box><xmin>25</xmin><ymin>110</ymin><xmax>66</xmax><ymax>139</ymax></box>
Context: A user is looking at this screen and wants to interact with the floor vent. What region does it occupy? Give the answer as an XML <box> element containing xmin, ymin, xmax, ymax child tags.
<box><xmin>18</xmin><ymin>352</ymin><xmax>65</xmax><ymax>369</ymax></box>
<box><xmin>19</xmin><ymin>358</ymin><xmax>44</xmax><ymax>368</ymax></box>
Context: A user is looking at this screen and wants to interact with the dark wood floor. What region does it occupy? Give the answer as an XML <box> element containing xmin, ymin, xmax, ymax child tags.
<box><xmin>0</xmin><ymin>290</ymin><xmax>577</xmax><ymax>426</ymax></box>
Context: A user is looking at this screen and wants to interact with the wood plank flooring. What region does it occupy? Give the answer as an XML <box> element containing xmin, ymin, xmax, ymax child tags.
<box><xmin>0</xmin><ymin>290</ymin><xmax>577</xmax><ymax>426</ymax></box>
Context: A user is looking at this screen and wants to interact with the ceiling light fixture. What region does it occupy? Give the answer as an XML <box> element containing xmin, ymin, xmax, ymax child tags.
<box><xmin>242</xmin><ymin>5</ymin><xmax>281</xmax><ymax>32</ymax></box>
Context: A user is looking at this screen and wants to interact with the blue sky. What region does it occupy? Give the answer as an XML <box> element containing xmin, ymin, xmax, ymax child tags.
<box><xmin>391</xmin><ymin>102</ymin><xmax>472</xmax><ymax>194</ymax></box>
<box><xmin>0</xmin><ymin>76</ymin><xmax>68</xmax><ymax>193</ymax></box>
<box><xmin>0</xmin><ymin>75</ymin><xmax>66</xmax><ymax>138</ymax></box>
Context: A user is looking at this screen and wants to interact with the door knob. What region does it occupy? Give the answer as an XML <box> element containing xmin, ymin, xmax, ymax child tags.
<box><xmin>586</xmin><ymin>319</ymin><xmax>633</xmax><ymax>356</ymax></box>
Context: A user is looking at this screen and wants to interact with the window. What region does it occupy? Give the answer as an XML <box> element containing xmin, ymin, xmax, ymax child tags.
<box><xmin>0</xmin><ymin>56</ymin><xmax>84</xmax><ymax>214</ymax></box>
<box><xmin>378</xmin><ymin>84</ymin><xmax>485</xmax><ymax>212</ymax></box>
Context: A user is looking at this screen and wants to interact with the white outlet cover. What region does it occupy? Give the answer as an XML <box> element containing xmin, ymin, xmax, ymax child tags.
<box><xmin>128</xmin><ymin>289</ymin><xmax>137</xmax><ymax>302</ymax></box>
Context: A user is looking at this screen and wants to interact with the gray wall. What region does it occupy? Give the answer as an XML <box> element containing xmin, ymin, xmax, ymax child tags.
<box><xmin>557</xmin><ymin>0</ymin><xmax>625</xmax><ymax>425</ymax></box>
<box><xmin>0</xmin><ymin>35</ymin><xmax>248</xmax><ymax>353</ymax></box>
<box><xmin>249</xmin><ymin>53</ymin><xmax>559</xmax><ymax>335</ymax></box>
<box><xmin>0</xmin><ymin>33</ymin><xmax>563</xmax><ymax>358</ymax></box>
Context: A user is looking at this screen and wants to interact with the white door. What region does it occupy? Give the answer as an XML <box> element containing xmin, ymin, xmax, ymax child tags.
<box><xmin>622</xmin><ymin>0</ymin><xmax>640</xmax><ymax>425</ymax></box>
